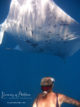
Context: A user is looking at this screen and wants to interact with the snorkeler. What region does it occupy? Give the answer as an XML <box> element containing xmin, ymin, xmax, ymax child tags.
<box><xmin>33</xmin><ymin>77</ymin><xmax>80</xmax><ymax>107</ymax></box>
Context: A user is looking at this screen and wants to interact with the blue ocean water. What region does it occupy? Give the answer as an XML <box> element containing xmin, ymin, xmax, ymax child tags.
<box><xmin>0</xmin><ymin>0</ymin><xmax>80</xmax><ymax>107</ymax></box>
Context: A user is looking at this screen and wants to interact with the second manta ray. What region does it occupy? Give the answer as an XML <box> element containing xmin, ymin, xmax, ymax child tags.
<box><xmin>0</xmin><ymin>0</ymin><xmax>80</xmax><ymax>58</ymax></box>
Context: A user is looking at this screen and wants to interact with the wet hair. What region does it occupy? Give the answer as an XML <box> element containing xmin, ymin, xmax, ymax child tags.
<box><xmin>40</xmin><ymin>77</ymin><xmax>55</xmax><ymax>97</ymax></box>
<box><xmin>40</xmin><ymin>77</ymin><xmax>55</xmax><ymax>87</ymax></box>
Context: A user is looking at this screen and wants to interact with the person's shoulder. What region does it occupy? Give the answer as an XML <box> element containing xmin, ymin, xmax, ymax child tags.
<box><xmin>58</xmin><ymin>93</ymin><xmax>66</xmax><ymax>98</ymax></box>
<box><xmin>49</xmin><ymin>92</ymin><xmax>58</xmax><ymax>97</ymax></box>
<box><xmin>56</xmin><ymin>93</ymin><xmax>65</xmax><ymax>99</ymax></box>
<box><xmin>57</xmin><ymin>93</ymin><xmax>64</xmax><ymax>96</ymax></box>
<box><xmin>56</xmin><ymin>93</ymin><xmax>66</xmax><ymax>103</ymax></box>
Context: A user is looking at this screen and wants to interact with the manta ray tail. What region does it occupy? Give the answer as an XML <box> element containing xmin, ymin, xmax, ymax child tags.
<box><xmin>0</xmin><ymin>25</ymin><xmax>4</xmax><ymax>45</ymax></box>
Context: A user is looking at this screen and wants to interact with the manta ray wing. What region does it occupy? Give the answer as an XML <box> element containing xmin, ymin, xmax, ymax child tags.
<box><xmin>0</xmin><ymin>0</ymin><xmax>80</xmax><ymax>58</ymax></box>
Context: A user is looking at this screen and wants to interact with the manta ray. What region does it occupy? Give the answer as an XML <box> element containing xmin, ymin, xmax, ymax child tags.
<box><xmin>0</xmin><ymin>0</ymin><xmax>80</xmax><ymax>58</ymax></box>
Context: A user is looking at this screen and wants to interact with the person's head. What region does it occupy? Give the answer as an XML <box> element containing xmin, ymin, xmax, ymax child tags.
<box><xmin>40</xmin><ymin>77</ymin><xmax>55</xmax><ymax>93</ymax></box>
